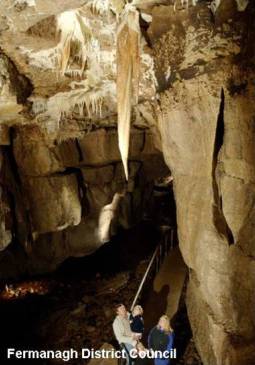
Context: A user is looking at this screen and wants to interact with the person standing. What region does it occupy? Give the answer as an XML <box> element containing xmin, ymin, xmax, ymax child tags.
<box><xmin>148</xmin><ymin>315</ymin><xmax>174</xmax><ymax>365</ymax></box>
<box><xmin>113</xmin><ymin>304</ymin><xmax>138</xmax><ymax>365</ymax></box>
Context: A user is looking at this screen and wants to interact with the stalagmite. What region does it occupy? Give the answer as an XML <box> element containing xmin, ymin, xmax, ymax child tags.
<box><xmin>97</xmin><ymin>192</ymin><xmax>123</xmax><ymax>243</ymax></box>
<box><xmin>117</xmin><ymin>6</ymin><xmax>140</xmax><ymax>180</ymax></box>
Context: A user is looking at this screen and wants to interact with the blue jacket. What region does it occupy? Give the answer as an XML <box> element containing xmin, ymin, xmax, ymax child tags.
<box><xmin>148</xmin><ymin>326</ymin><xmax>174</xmax><ymax>356</ymax></box>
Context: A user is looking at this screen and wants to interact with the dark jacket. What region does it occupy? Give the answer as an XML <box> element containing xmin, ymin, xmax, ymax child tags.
<box><xmin>130</xmin><ymin>314</ymin><xmax>144</xmax><ymax>333</ymax></box>
<box><xmin>148</xmin><ymin>326</ymin><xmax>174</xmax><ymax>352</ymax></box>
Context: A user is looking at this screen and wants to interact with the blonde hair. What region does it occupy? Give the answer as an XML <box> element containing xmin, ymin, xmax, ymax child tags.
<box><xmin>132</xmin><ymin>305</ymin><xmax>143</xmax><ymax>316</ymax></box>
<box><xmin>158</xmin><ymin>315</ymin><xmax>173</xmax><ymax>334</ymax></box>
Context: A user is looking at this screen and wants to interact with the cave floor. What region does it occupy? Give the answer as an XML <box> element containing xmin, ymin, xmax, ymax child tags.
<box><xmin>143</xmin><ymin>247</ymin><xmax>188</xmax><ymax>333</ymax></box>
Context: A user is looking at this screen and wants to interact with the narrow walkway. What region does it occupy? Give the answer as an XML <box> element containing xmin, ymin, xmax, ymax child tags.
<box><xmin>89</xmin><ymin>247</ymin><xmax>187</xmax><ymax>365</ymax></box>
<box><xmin>143</xmin><ymin>247</ymin><xmax>187</xmax><ymax>333</ymax></box>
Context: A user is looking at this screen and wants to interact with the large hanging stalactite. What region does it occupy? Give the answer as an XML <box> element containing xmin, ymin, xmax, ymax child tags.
<box><xmin>117</xmin><ymin>5</ymin><xmax>140</xmax><ymax>180</ymax></box>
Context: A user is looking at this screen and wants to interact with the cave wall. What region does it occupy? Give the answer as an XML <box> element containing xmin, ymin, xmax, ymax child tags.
<box><xmin>0</xmin><ymin>125</ymin><xmax>167</xmax><ymax>276</ymax></box>
<box><xmin>153</xmin><ymin>1</ymin><xmax>255</xmax><ymax>364</ymax></box>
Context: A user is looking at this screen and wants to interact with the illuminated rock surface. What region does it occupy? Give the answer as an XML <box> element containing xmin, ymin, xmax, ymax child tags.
<box><xmin>0</xmin><ymin>1</ymin><xmax>254</xmax><ymax>364</ymax></box>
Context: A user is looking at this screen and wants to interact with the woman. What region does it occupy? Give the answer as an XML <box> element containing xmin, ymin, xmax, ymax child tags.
<box><xmin>148</xmin><ymin>315</ymin><xmax>174</xmax><ymax>365</ymax></box>
<box><xmin>130</xmin><ymin>305</ymin><xmax>144</xmax><ymax>339</ymax></box>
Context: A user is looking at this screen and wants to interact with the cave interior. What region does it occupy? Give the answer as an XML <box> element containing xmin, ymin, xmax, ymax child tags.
<box><xmin>0</xmin><ymin>1</ymin><xmax>255</xmax><ymax>365</ymax></box>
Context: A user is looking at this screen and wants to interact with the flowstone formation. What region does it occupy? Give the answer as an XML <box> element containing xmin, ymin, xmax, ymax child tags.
<box><xmin>0</xmin><ymin>1</ymin><xmax>255</xmax><ymax>364</ymax></box>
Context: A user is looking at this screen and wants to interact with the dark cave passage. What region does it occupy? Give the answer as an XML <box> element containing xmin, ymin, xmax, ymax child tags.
<box><xmin>0</xmin><ymin>179</ymin><xmax>194</xmax><ymax>365</ymax></box>
<box><xmin>0</xmin><ymin>221</ymin><xmax>158</xmax><ymax>364</ymax></box>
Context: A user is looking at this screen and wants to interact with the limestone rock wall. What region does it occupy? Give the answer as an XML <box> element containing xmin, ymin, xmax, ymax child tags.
<box><xmin>153</xmin><ymin>1</ymin><xmax>255</xmax><ymax>364</ymax></box>
<box><xmin>159</xmin><ymin>76</ymin><xmax>255</xmax><ymax>365</ymax></box>
<box><xmin>0</xmin><ymin>125</ymin><xmax>167</xmax><ymax>276</ymax></box>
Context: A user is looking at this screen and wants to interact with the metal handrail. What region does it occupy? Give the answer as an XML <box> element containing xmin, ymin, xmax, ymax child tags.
<box><xmin>130</xmin><ymin>245</ymin><xmax>159</xmax><ymax>311</ymax></box>
<box><xmin>130</xmin><ymin>226</ymin><xmax>175</xmax><ymax>311</ymax></box>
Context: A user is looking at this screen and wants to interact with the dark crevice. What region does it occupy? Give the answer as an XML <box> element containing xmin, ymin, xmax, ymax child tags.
<box><xmin>214</xmin><ymin>89</ymin><xmax>225</xmax><ymax>158</ymax></box>
<box><xmin>2</xmin><ymin>129</ymin><xmax>33</xmax><ymax>248</ymax></box>
<box><xmin>75</xmin><ymin>138</ymin><xmax>84</xmax><ymax>162</ymax></box>
<box><xmin>55</xmin><ymin>166</ymin><xmax>80</xmax><ymax>176</ymax></box>
<box><xmin>0</xmin><ymin>149</ymin><xmax>17</xmax><ymax>245</ymax></box>
<box><xmin>7</xmin><ymin>128</ymin><xmax>22</xmax><ymax>186</ymax></box>
<box><xmin>238</xmin><ymin>0</ymin><xmax>255</xmax><ymax>67</ymax></box>
<box><xmin>139</xmin><ymin>15</ymin><xmax>152</xmax><ymax>48</ymax></box>
<box><xmin>76</xmin><ymin>169</ymin><xmax>90</xmax><ymax>217</ymax></box>
<box><xmin>212</xmin><ymin>89</ymin><xmax>234</xmax><ymax>245</ymax></box>
<box><xmin>140</xmin><ymin>130</ymin><xmax>146</xmax><ymax>153</ymax></box>
<box><xmin>227</xmin><ymin>79</ymin><xmax>248</xmax><ymax>96</ymax></box>
<box><xmin>9</xmin><ymin>129</ymin><xmax>33</xmax><ymax>247</ymax></box>
<box><xmin>0</xmin><ymin>50</ymin><xmax>33</xmax><ymax>104</ymax></box>
<box><xmin>5</xmin><ymin>185</ymin><xmax>18</xmax><ymax>244</ymax></box>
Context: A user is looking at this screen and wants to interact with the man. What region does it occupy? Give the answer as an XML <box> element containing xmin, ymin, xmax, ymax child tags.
<box><xmin>113</xmin><ymin>304</ymin><xmax>137</xmax><ymax>365</ymax></box>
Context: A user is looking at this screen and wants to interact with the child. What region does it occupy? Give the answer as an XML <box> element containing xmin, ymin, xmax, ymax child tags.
<box><xmin>130</xmin><ymin>305</ymin><xmax>144</xmax><ymax>339</ymax></box>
